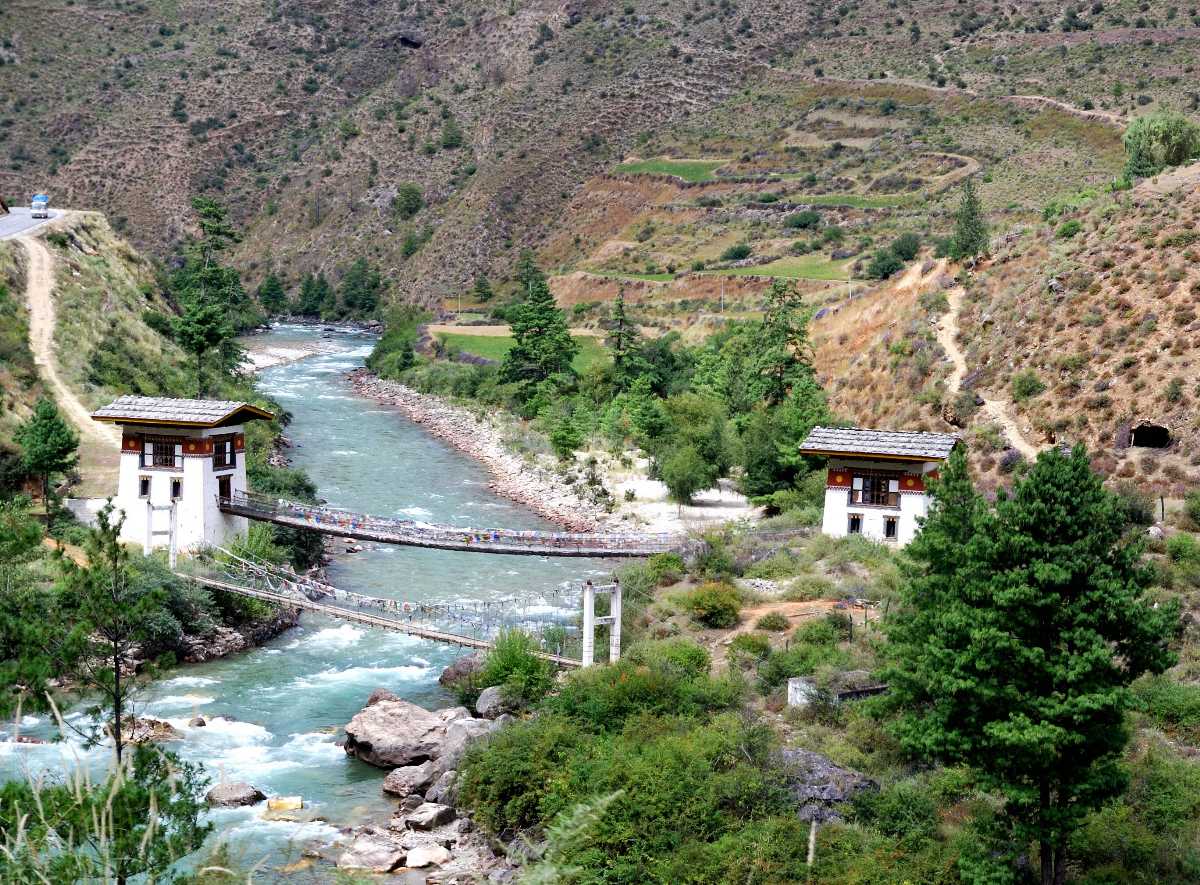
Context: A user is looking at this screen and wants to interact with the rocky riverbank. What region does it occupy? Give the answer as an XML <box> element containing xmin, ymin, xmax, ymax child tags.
<box><xmin>347</xmin><ymin>369</ymin><xmax>613</xmax><ymax>532</ymax></box>
<box><xmin>332</xmin><ymin>685</ymin><xmax>518</xmax><ymax>881</ymax></box>
<box><xmin>178</xmin><ymin>605</ymin><xmax>302</xmax><ymax>664</ymax></box>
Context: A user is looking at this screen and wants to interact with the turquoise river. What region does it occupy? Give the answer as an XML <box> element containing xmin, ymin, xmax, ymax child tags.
<box><xmin>0</xmin><ymin>324</ymin><xmax>610</xmax><ymax>878</ymax></box>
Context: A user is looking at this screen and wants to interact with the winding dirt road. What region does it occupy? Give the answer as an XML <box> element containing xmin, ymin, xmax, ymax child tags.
<box><xmin>17</xmin><ymin>232</ymin><xmax>120</xmax><ymax>495</ymax></box>
<box><xmin>935</xmin><ymin>284</ymin><xmax>1040</xmax><ymax>460</ymax></box>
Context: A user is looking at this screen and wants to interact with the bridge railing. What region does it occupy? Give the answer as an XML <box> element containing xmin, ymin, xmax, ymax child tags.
<box><xmin>218</xmin><ymin>490</ymin><xmax>687</xmax><ymax>554</ymax></box>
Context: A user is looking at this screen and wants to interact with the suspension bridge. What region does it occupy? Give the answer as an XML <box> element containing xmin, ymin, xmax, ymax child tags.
<box><xmin>217</xmin><ymin>490</ymin><xmax>689</xmax><ymax>557</ymax></box>
<box><xmin>179</xmin><ymin>547</ymin><xmax>625</xmax><ymax>667</ymax></box>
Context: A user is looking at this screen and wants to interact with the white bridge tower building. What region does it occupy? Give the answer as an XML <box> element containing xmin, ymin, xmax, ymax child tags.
<box><xmin>92</xmin><ymin>396</ymin><xmax>273</xmax><ymax>558</ymax></box>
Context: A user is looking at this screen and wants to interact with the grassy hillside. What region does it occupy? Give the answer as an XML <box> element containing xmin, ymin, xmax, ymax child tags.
<box><xmin>44</xmin><ymin>213</ymin><xmax>191</xmax><ymax>408</ymax></box>
<box><xmin>0</xmin><ymin>240</ymin><xmax>40</xmax><ymax>478</ymax></box>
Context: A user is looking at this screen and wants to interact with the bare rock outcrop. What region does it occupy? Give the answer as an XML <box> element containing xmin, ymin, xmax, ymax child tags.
<box><xmin>336</xmin><ymin>827</ymin><xmax>407</xmax><ymax>873</ymax></box>
<box><xmin>382</xmin><ymin>760</ymin><xmax>440</xmax><ymax>797</ymax></box>
<box><xmin>779</xmin><ymin>748</ymin><xmax>877</xmax><ymax>822</ymax></box>
<box><xmin>343</xmin><ymin>695</ymin><xmax>493</xmax><ymax>772</ymax></box>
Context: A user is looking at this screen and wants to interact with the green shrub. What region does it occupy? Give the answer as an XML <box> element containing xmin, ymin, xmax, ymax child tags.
<box><xmin>457</xmin><ymin>715</ymin><xmax>589</xmax><ymax>833</ymax></box>
<box><xmin>1133</xmin><ymin>675</ymin><xmax>1200</xmax><ymax>737</ymax></box>
<box><xmin>625</xmin><ymin>637</ymin><xmax>711</xmax><ymax>678</ymax></box>
<box><xmin>867</xmin><ymin>248</ymin><xmax>904</xmax><ymax>279</ymax></box>
<box><xmin>720</xmin><ymin>243</ymin><xmax>752</xmax><ymax>261</ymax></box>
<box><xmin>653</xmin><ymin>816</ymin><xmax>813</xmax><ymax>883</ymax></box>
<box><xmin>784</xmin><ymin>574</ymin><xmax>836</xmax><ymax>601</ymax></box>
<box><xmin>1072</xmin><ymin>744</ymin><xmax>1200</xmax><ymax>879</ymax></box>
<box><xmin>1186</xmin><ymin>490</ymin><xmax>1200</xmax><ymax>529</ymax></box>
<box><xmin>532</xmin><ymin>713</ymin><xmax>787</xmax><ymax>881</ymax></box>
<box><xmin>744</xmin><ymin>549</ymin><xmax>805</xmax><ymax>579</ymax></box>
<box><xmin>890</xmin><ymin>232</ymin><xmax>921</xmax><ymax>261</ymax></box>
<box><xmin>692</xmin><ymin>534</ymin><xmax>736</xmax><ymax>578</ymax></box>
<box><xmin>783</xmin><ymin>210</ymin><xmax>821</xmax><ymax>230</ymax></box>
<box><xmin>682</xmin><ymin>581</ymin><xmax>741</xmax><ymax>628</ymax></box>
<box><xmin>1056</xmin><ymin>219</ymin><xmax>1083</xmax><ymax>238</ymax></box>
<box><xmin>545</xmin><ymin>661</ymin><xmax>743</xmax><ymax>731</ymax></box>
<box><xmin>393</xmin><ymin>182</ymin><xmax>424</xmax><ymax>219</ymax></box>
<box><xmin>851</xmin><ymin>778</ymin><xmax>940</xmax><ymax>846</ymax></box>
<box><xmin>1011</xmin><ymin>369</ymin><xmax>1046</xmax><ymax>402</ymax></box>
<box><xmin>478</xmin><ymin>629</ymin><xmax>554</xmax><ymax>705</ymax></box>
<box><xmin>756</xmin><ymin>611</ymin><xmax>790</xmax><ymax>631</ymax></box>
<box><xmin>1166</xmin><ymin>533</ymin><xmax>1200</xmax><ymax>564</ymax></box>
<box><xmin>1111</xmin><ymin>480</ymin><xmax>1156</xmax><ymax>526</ymax></box>
<box><xmin>729</xmin><ymin>632</ymin><xmax>772</xmax><ymax>660</ymax></box>
<box><xmin>758</xmin><ymin>642</ymin><xmax>850</xmax><ymax>689</ymax></box>
<box><xmin>646</xmin><ymin>552</ymin><xmax>685</xmax><ymax>586</ymax></box>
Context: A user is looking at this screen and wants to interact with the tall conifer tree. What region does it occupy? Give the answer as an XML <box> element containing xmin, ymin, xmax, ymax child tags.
<box><xmin>886</xmin><ymin>446</ymin><xmax>1177</xmax><ymax>884</ymax></box>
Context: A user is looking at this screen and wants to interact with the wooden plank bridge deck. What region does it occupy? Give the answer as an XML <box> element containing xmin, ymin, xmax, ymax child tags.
<box><xmin>218</xmin><ymin>492</ymin><xmax>687</xmax><ymax>558</ymax></box>
<box><xmin>184</xmin><ymin>573</ymin><xmax>582</xmax><ymax>667</ymax></box>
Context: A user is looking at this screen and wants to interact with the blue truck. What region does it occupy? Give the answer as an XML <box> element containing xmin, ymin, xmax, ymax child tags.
<box><xmin>31</xmin><ymin>194</ymin><xmax>49</xmax><ymax>218</ymax></box>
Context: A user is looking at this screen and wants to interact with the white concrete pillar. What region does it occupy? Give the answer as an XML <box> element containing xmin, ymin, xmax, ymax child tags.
<box><xmin>581</xmin><ymin>580</ymin><xmax>595</xmax><ymax>667</ymax></box>
<box><xmin>608</xmin><ymin>579</ymin><xmax>622</xmax><ymax>663</ymax></box>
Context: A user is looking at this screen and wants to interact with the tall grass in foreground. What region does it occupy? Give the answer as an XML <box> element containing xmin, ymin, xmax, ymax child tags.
<box><xmin>0</xmin><ymin>698</ymin><xmax>212</xmax><ymax>884</ymax></box>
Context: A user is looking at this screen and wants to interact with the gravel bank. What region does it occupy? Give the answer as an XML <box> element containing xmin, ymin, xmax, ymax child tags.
<box><xmin>347</xmin><ymin>369</ymin><xmax>612</xmax><ymax>531</ymax></box>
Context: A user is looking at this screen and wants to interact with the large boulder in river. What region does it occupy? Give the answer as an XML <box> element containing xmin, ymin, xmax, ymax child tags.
<box><xmin>343</xmin><ymin>697</ymin><xmax>486</xmax><ymax>769</ymax></box>
<box><xmin>366</xmin><ymin>687</ymin><xmax>401</xmax><ymax>706</ymax></box>
<box><xmin>123</xmin><ymin>717</ymin><xmax>183</xmax><ymax>744</ymax></box>
<box><xmin>425</xmin><ymin>769</ymin><xmax>458</xmax><ymax>805</ymax></box>
<box><xmin>437</xmin><ymin>715</ymin><xmax>495</xmax><ymax>773</ymax></box>
<box><xmin>439</xmin><ymin>652</ymin><xmax>484</xmax><ymax>688</ymax></box>
<box><xmin>406</xmin><ymin>802</ymin><xmax>456</xmax><ymax>830</ymax></box>
<box><xmin>206</xmin><ymin>782</ymin><xmax>266</xmax><ymax>807</ymax></box>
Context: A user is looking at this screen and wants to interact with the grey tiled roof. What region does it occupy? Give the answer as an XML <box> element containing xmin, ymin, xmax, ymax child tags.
<box><xmin>93</xmin><ymin>396</ymin><xmax>272</xmax><ymax>427</ymax></box>
<box><xmin>798</xmin><ymin>426</ymin><xmax>959</xmax><ymax>460</ymax></box>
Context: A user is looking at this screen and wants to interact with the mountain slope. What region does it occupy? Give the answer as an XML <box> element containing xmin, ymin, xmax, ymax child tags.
<box><xmin>2</xmin><ymin>0</ymin><xmax>1196</xmax><ymax>305</ymax></box>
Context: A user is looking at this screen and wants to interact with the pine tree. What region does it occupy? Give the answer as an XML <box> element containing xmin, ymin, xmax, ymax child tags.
<box><xmin>757</xmin><ymin>278</ymin><xmax>816</xmax><ymax>406</ymax></box>
<box><xmin>15</xmin><ymin>399</ymin><xmax>78</xmax><ymax>513</ymax></box>
<box><xmin>296</xmin><ymin>272</ymin><xmax>332</xmax><ymax>317</ymax></box>
<box><xmin>174</xmin><ymin>298</ymin><xmax>230</xmax><ymax>396</ymax></box>
<box><xmin>318</xmin><ymin>272</ymin><xmax>339</xmax><ymax>319</ymax></box>
<box><xmin>256</xmin><ymin>273</ymin><xmax>288</xmax><ymax>314</ymax></box>
<box><xmin>339</xmin><ymin>258</ymin><xmax>383</xmax><ymax>315</ymax></box>
<box><xmin>0</xmin><ymin>497</ymin><xmax>55</xmax><ymax>716</ymax></box>
<box><xmin>950</xmin><ymin>176</ymin><xmax>989</xmax><ymax>260</ymax></box>
<box><xmin>441</xmin><ymin>116</ymin><xmax>465</xmax><ymax>149</ymax></box>
<box><xmin>606</xmin><ymin>290</ymin><xmax>641</xmax><ymax>389</ymax></box>
<box><xmin>472</xmin><ymin>274</ymin><xmax>494</xmax><ymax>303</ymax></box>
<box><xmin>51</xmin><ymin>503</ymin><xmax>167</xmax><ymax>764</ymax></box>
<box><xmin>885</xmin><ymin>446</ymin><xmax>1178</xmax><ymax>885</ymax></box>
<box><xmin>1123</xmin><ymin>131</ymin><xmax>1158</xmax><ymax>181</ymax></box>
<box><xmin>171</xmin><ymin>198</ymin><xmax>250</xmax><ymax>320</ymax></box>
<box><xmin>500</xmin><ymin>255</ymin><xmax>578</xmax><ymax>393</ymax></box>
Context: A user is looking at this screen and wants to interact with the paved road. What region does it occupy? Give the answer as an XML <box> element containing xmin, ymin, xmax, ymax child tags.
<box><xmin>0</xmin><ymin>207</ymin><xmax>61</xmax><ymax>239</ymax></box>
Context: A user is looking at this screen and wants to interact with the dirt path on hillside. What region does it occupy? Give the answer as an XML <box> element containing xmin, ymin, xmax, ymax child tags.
<box><xmin>19</xmin><ymin>234</ymin><xmax>120</xmax><ymax>496</ymax></box>
<box><xmin>936</xmin><ymin>284</ymin><xmax>1040</xmax><ymax>460</ymax></box>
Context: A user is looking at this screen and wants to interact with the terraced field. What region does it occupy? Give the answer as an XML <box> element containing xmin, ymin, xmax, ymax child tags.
<box><xmin>437</xmin><ymin>332</ymin><xmax>609</xmax><ymax>372</ymax></box>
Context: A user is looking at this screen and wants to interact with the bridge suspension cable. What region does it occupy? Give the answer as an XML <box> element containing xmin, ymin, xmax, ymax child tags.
<box><xmin>217</xmin><ymin>490</ymin><xmax>690</xmax><ymax>557</ymax></box>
